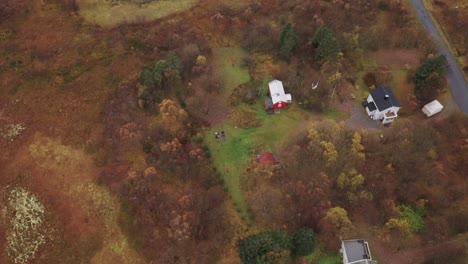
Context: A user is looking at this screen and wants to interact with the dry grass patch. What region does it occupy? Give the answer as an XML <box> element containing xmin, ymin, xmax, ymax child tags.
<box><xmin>77</xmin><ymin>0</ymin><xmax>199</xmax><ymax>28</ymax></box>
<box><xmin>5</xmin><ymin>134</ymin><xmax>145</xmax><ymax>263</ymax></box>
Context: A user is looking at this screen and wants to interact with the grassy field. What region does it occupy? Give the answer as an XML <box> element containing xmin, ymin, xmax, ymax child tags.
<box><xmin>212</xmin><ymin>47</ymin><xmax>251</xmax><ymax>96</ymax></box>
<box><xmin>77</xmin><ymin>0</ymin><xmax>199</xmax><ymax>28</ymax></box>
<box><xmin>205</xmin><ymin>101</ymin><xmax>309</xmax><ymax>218</ymax></box>
<box><xmin>306</xmin><ymin>246</ymin><xmax>342</xmax><ymax>264</ymax></box>
<box><xmin>324</xmin><ymin>107</ymin><xmax>350</xmax><ymax>120</ymax></box>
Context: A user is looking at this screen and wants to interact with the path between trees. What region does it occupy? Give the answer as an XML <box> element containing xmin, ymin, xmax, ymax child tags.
<box><xmin>411</xmin><ymin>0</ymin><xmax>468</xmax><ymax>114</ymax></box>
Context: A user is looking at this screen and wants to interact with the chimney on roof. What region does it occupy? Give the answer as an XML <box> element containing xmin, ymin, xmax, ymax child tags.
<box><xmin>384</xmin><ymin>94</ymin><xmax>389</xmax><ymax>99</ymax></box>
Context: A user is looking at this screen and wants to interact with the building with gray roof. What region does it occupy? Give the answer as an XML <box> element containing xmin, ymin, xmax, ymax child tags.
<box><xmin>340</xmin><ymin>239</ymin><xmax>377</xmax><ymax>264</ymax></box>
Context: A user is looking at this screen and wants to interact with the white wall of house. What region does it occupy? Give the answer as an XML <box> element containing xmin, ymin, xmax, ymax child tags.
<box><xmin>341</xmin><ymin>241</ymin><xmax>348</xmax><ymax>264</ymax></box>
<box><xmin>376</xmin><ymin>106</ymin><xmax>400</xmax><ymax>123</ymax></box>
<box><xmin>366</xmin><ymin>95</ymin><xmax>400</xmax><ymax>124</ymax></box>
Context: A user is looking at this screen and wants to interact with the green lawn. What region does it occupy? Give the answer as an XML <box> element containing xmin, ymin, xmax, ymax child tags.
<box><xmin>207</xmin><ymin>47</ymin><xmax>313</xmax><ymax>220</ymax></box>
<box><xmin>205</xmin><ymin>101</ymin><xmax>308</xmax><ymax>218</ymax></box>
<box><xmin>324</xmin><ymin>107</ymin><xmax>350</xmax><ymax>120</ymax></box>
<box><xmin>305</xmin><ymin>246</ymin><xmax>342</xmax><ymax>264</ymax></box>
<box><xmin>212</xmin><ymin>47</ymin><xmax>251</xmax><ymax>96</ymax></box>
<box><xmin>317</xmin><ymin>256</ymin><xmax>342</xmax><ymax>264</ymax></box>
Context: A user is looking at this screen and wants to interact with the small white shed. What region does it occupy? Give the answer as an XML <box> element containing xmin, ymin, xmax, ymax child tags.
<box><xmin>422</xmin><ymin>100</ymin><xmax>443</xmax><ymax>117</ymax></box>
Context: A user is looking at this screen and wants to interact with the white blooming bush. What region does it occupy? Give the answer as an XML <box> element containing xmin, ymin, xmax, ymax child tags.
<box><xmin>1</xmin><ymin>123</ymin><xmax>26</xmax><ymax>141</ymax></box>
<box><xmin>5</xmin><ymin>187</ymin><xmax>45</xmax><ymax>264</ymax></box>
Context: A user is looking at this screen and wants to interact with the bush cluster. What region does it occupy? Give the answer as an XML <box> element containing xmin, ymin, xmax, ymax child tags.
<box><xmin>239</xmin><ymin>227</ymin><xmax>316</xmax><ymax>263</ymax></box>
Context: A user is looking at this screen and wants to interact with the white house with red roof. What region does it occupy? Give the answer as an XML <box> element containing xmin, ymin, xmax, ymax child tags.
<box><xmin>265</xmin><ymin>80</ymin><xmax>291</xmax><ymax>113</ymax></box>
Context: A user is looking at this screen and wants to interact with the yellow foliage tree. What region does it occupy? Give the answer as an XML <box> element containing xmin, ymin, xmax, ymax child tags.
<box><xmin>320</xmin><ymin>141</ymin><xmax>338</xmax><ymax>167</ymax></box>
<box><xmin>324</xmin><ymin>207</ymin><xmax>354</xmax><ymax>237</ymax></box>
<box><xmin>160</xmin><ymin>138</ymin><xmax>183</xmax><ymax>157</ymax></box>
<box><xmin>385</xmin><ymin>218</ymin><xmax>412</xmax><ymax>238</ymax></box>
<box><xmin>195</xmin><ymin>55</ymin><xmax>207</xmax><ymax>66</ymax></box>
<box><xmin>337</xmin><ymin>169</ymin><xmax>372</xmax><ymax>204</ymax></box>
<box><xmin>351</xmin><ymin>132</ymin><xmax>365</xmax><ymax>161</ymax></box>
<box><xmin>159</xmin><ymin>99</ymin><xmax>188</xmax><ymax>139</ymax></box>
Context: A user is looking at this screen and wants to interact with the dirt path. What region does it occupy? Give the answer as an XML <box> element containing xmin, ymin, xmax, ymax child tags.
<box><xmin>345</xmin><ymin>106</ymin><xmax>381</xmax><ymax>131</ymax></box>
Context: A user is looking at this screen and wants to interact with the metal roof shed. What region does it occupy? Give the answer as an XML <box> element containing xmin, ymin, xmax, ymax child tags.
<box><xmin>422</xmin><ymin>100</ymin><xmax>443</xmax><ymax>117</ymax></box>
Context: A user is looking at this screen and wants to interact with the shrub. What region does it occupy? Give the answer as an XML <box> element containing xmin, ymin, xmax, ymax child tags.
<box><xmin>398</xmin><ymin>205</ymin><xmax>426</xmax><ymax>233</ymax></box>
<box><xmin>239</xmin><ymin>229</ymin><xmax>292</xmax><ymax>264</ymax></box>
<box><xmin>5</xmin><ymin>187</ymin><xmax>46</xmax><ymax>264</ymax></box>
<box><xmin>229</xmin><ymin>103</ymin><xmax>260</xmax><ymax>129</ymax></box>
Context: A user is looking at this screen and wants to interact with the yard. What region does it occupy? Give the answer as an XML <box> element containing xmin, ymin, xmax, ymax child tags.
<box><xmin>205</xmin><ymin>47</ymin><xmax>425</xmax><ymax>222</ymax></box>
<box><xmin>205</xmin><ymin>102</ymin><xmax>308</xmax><ymax>216</ymax></box>
<box><xmin>205</xmin><ymin>46</ymin><xmax>315</xmax><ymax>219</ymax></box>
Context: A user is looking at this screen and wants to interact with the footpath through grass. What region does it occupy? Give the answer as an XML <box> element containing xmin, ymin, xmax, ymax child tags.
<box><xmin>212</xmin><ymin>47</ymin><xmax>251</xmax><ymax>97</ymax></box>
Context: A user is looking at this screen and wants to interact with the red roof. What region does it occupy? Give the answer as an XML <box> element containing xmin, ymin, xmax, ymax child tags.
<box><xmin>258</xmin><ymin>152</ymin><xmax>279</xmax><ymax>166</ymax></box>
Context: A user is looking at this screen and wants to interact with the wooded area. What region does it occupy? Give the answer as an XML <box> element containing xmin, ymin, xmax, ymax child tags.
<box><xmin>0</xmin><ymin>0</ymin><xmax>466</xmax><ymax>263</ymax></box>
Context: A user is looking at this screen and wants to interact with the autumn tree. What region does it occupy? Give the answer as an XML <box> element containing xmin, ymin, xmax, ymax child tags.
<box><xmin>159</xmin><ymin>99</ymin><xmax>188</xmax><ymax>139</ymax></box>
<box><xmin>350</xmin><ymin>132</ymin><xmax>365</xmax><ymax>161</ymax></box>
<box><xmin>279</xmin><ymin>23</ymin><xmax>299</xmax><ymax>59</ymax></box>
<box><xmin>229</xmin><ymin>103</ymin><xmax>260</xmax><ymax>128</ymax></box>
<box><xmin>320</xmin><ymin>141</ymin><xmax>338</xmax><ymax>167</ymax></box>
<box><xmin>385</xmin><ymin>218</ymin><xmax>412</xmax><ymax>239</ymax></box>
<box><xmin>311</xmin><ymin>27</ymin><xmax>340</xmax><ymax>60</ymax></box>
<box><xmin>283</xmin><ymin>172</ymin><xmax>332</xmax><ymax>229</ymax></box>
<box><xmin>323</xmin><ymin>207</ymin><xmax>354</xmax><ymax>237</ymax></box>
<box><xmin>337</xmin><ymin>169</ymin><xmax>372</xmax><ymax>205</ymax></box>
<box><xmin>247</xmin><ymin>185</ymin><xmax>288</xmax><ymax>229</ymax></box>
<box><xmin>243</xmin><ymin>21</ymin><xmax>279</xmax><ymax>53</ymax></box>
<box><xmin>320</xmin><ymin>54</ymin><xmax>344</xmax><ymax>90</ymax></box>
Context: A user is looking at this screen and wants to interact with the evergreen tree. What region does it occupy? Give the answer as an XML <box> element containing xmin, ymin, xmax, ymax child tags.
<box><xmin>414</xmin><ymin>55</ymin><xmax>446</xmax><ymax>101</ymax></box>
<box><xmin>138</xmin><ymin>52</ymin><xmax>183</xmax><ymax>110</ymax></box>
<box><xmin>311</xmin><ymin>27</ymin><xmax>340</xmax><ymax>60</ymax></box>
<box><xmin>239</xmin><ymin>229</ymin><xmax>293</xmax><ymax>264</ymax></box>
<box><xmin>292</xmin><ymin>227</ymin><xmax>316</xmax><ymax>257</ymax></box>
<box><xmin>280</xmin><ymin>23</ymin><xmax>298</xmax><ymax>59</ymax></box>
<box><xmin>239</xmin><ymin>232</ymin><xmax>275</xmax><ymax>264</ymax></box>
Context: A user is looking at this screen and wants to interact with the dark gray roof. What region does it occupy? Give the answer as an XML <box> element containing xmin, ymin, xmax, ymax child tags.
<box><xmin>370</xmin><ymin>86</ymin><xmax>400</xmax><ymax>111</ymax></box>
<box><xmin>342</xmin><ymin>240</ymin><xmax>374</xmax><ymax>263</ymax></box>
<box><xmin>367</xmin><ymin>101</ymin><xmax>377</xmax><ymax>111</ymax></box>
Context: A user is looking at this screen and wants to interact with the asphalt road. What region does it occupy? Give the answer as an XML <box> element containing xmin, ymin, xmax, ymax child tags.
<box><xmin>411</xmin><ymin>0</ymin><xmax>468</xmax><ymax>114</ymax></box>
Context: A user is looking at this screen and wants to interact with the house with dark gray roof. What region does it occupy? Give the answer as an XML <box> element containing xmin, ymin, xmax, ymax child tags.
<box><xmin>362</xmin><ymin>86</ymin><xmax>401</xmax><ymax>125</ymax></box>
<box><xmin>340</xmin><ymin>239</ymin><xmax>377</xmax><ymax>264</ymax></box>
